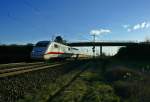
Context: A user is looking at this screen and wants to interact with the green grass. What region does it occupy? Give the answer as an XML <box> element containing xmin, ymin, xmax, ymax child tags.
<box><xmin>51</xmin><ymin>61</ymin><xmax>120</xmax><ymax>102</ymax></box>
<box><xmin>104</xmin><ymin>58</ymin><xmax>150</xmax><ymax>102</ymax></box>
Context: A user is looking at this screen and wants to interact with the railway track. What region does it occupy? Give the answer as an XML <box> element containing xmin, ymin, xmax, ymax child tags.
<box><xmin>0</xmin><ymin>62</ymin><xmax>44</xmax><ymax>70</ymax></box>
<box><xmin>0</xmin><ymin>62</ymin><xmax>66</xmax><ymax>78</ymax></box>
<box><xmin>0</xmin><ymin>59</ymin><xmax>92</xmax><ymax>102</ymax></box>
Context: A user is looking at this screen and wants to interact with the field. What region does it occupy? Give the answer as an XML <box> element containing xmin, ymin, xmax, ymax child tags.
<box><xmin>0</xmin><ymin>58</ymin><xmax>150</xmax><ymax>102</ymax></box>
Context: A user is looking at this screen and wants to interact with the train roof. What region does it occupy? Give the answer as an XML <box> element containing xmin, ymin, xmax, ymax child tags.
<box><xmin>37</xmin><ymin>41</ymin><xmax>50</xmax><ymax>43</ymax></box>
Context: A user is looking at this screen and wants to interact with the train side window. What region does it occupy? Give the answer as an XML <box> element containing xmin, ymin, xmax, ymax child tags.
<box><xmin>68</xmin><ymin>48</ymin><xmax>70</xmax><ymax>51</ymax></box>
<box><xmin>54</xmin><ymin>44</ymin><xmax>58</xmax><ymax>48</ymax></box>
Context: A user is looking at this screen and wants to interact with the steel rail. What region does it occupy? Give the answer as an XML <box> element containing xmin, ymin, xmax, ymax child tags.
<box><xmin>0</xmin><ymin>63</ymin><xmax>47</xmax><ymax>73</ymax></box>
<box><xmin>0</xmin><ymin>62</ymin><xmax>44</xmax><ymax>69</ymax></box>
<box><xmin>0</xmin><ymin>63</ymin><xmax>66</xmax><ymax>78</ymax></box>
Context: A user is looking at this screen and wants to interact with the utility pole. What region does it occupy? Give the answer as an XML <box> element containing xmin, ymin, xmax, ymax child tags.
<box><xmin>52</xmin><ymin>34</ymin><xmax>55</xmax><ymax>41</ymax></box>
<box><xmin>100</xmin><ymin>46</ymin><xmax>102</xmax><ymax>56</ymax></box>
<box><xmin>92</xmin><ymin>34</ymin><xmax>96</xmax><ymax>58</ymax></box>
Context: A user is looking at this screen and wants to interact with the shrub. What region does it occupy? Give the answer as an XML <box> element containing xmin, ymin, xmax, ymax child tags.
<box><xmin>113</xmin><ymin>81</ymin><xmax>134</xmax><ymax>98</ymax></box>
<box><xmin>105</xmin><ymin>67</ymin><xmax>143</xmax><ymax>82</ymax></box>
<box><xmin>113</xmin><ymin>80</ymin><xmax>150</xmax><ymax>102</ymax></box>
<box><xmin>82</xmin><ymin>82</ymin><xmax>120</xmax><ymax>102</ymax></box>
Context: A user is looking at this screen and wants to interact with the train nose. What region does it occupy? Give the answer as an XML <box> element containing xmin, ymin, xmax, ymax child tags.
<box><xmin>31</xmin><ymin>48</ymin><xmax>47</xmax><ymax>59</ymax></box>
<box><xmin>31</xmin><ymin>52</ymin><xmax>43</xmax><ymax>59</ymax></box>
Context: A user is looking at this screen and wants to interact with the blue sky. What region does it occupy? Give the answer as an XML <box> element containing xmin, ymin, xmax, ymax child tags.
<box><xmin>0</xmin><ymin>0</ymin><xmax>150</xmax><ymax>44</ymax></box>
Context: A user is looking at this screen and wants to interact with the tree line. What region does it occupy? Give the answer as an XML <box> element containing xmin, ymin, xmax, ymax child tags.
<box><xmin>115</xmin><ymin>43</ymin><xmax>150</xmax><ymax>60</ymax></box>
<box><xmin>0</xmin><ymin>44</ymin><xmax>33</xmax><ymax>63</ymax></box>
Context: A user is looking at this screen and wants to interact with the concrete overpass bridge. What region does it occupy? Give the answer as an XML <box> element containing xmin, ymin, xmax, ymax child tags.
<box><xmin>67</xmin><ymin>41</ymin><xmax>150</xmax><ymax>56</ymax></box>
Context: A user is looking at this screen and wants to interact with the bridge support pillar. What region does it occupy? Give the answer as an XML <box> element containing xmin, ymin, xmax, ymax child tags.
<box><xmin>100</xmin><ymin>46</ymin><xmax>102</xmax><ymax>56</ymax></box>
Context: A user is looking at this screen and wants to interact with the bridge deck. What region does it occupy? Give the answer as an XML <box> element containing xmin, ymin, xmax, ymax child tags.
<box><xmin>67</xmin><ymin>42</ymin><xmax>150</xmax><ymax>47</ymax></box>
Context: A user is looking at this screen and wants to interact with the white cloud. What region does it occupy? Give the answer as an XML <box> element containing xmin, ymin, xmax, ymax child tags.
<box><xmin>123</xmin><ymin>21</ymin><xmax>150</xmax><ymax>32</ymax></box>
<box><xmin>141</xmin><ymin>22</ymin><xmax>146</xmax><ymax>28</ymax></box>
<box><xmin>122</xmin><ymin>25</ymin><xmax>130</xmax><ymax>28</ymax></box>
<box><xmin>133</xmin><ymin>24</ymin><xmax>140</xmax><ymax>30</ymax></box>
<box><xmin>90</xmin><ymin>29</ymin><xmax>111</xmax><ymax>35</ymax></box>
<box><xmin>146</xmin><ymin>23</ymin><xmax>150</xmax><ymax>28</ymax></box>
<box><xmin>127</xmin><ymin>28</ymin><xmax>131</xmax><ymax>32</ymax></box>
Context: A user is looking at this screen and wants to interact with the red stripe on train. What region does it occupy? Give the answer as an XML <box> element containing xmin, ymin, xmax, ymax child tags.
<box><xmin>46</xmin><ymin>52</ymin><xmax>64</xmax><ymax>54</ymax></box>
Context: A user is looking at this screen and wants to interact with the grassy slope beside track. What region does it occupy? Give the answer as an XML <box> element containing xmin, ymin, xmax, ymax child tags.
<box><xmin>105</xmin><ymin>58</ymin><xmax>150</xmax><ymax>102</ymax></box>
<box><xmin>51</xmin><ymin>59</ymin><xmax>120</xmax><ymax>102</ymax></box>
<box><xmin>48</xmin><ymin>58</ymin><xmax>150</xmax><ymax>102</ymax></box>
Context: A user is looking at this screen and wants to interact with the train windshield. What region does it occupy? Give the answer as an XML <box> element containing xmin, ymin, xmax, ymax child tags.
<box><xmin>35</xmin><ymin>41</ymin><xmax>50</xmax><ymax>47</ymax></box>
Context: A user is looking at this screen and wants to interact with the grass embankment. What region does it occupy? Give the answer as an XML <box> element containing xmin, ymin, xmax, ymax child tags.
<box><xmin>50</xmin><ymin>58</ymin><xmax>150</xmax><ymax>102</ymax></box>
<box><xmin>110</xmin><ymin>44</ymin><xmax>150</xmax><ymax>101</ymax></box>
<box><xmin>51</xmin><ymin>59</ymin><xmax>120</xmax><ymax>102</ymax></box>
<box><xmin>107</xmin><ymin>58</ymin><xmax>150</xmax><ymax>102</ymax></box>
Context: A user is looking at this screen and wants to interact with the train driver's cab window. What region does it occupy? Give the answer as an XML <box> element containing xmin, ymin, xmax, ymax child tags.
<box><xmin>54</xmin><ymin>44</ymin><xmax>58</xmax><ymax>48</ymax></box>
<box><xmin>36</xmin><ymin>41</ymin><xmax>49</xmax><ymax>47</ymax></box>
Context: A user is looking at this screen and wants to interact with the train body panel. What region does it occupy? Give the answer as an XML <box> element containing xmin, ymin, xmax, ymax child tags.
<box><xmin>44</xmin><ymin>42</ymin><xmax>73</xmax><ymax>60</ymax></box>
<box><xmin>31</xmin><ymin>41</ymin><xmax>81</xmax><ymax>60</ymax></box>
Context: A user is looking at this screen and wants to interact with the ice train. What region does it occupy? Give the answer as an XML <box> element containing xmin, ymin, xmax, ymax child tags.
<box><xmin>31</xmin><ymin>41</ymin><xmax>89</xmax><ymax>60</ymax></box>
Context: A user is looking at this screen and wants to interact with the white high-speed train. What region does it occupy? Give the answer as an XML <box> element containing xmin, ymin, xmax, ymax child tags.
<box><xmin>31</xmin><ymin>41</ymin><xmax>88</xmax><ymax>60</ymax></box>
